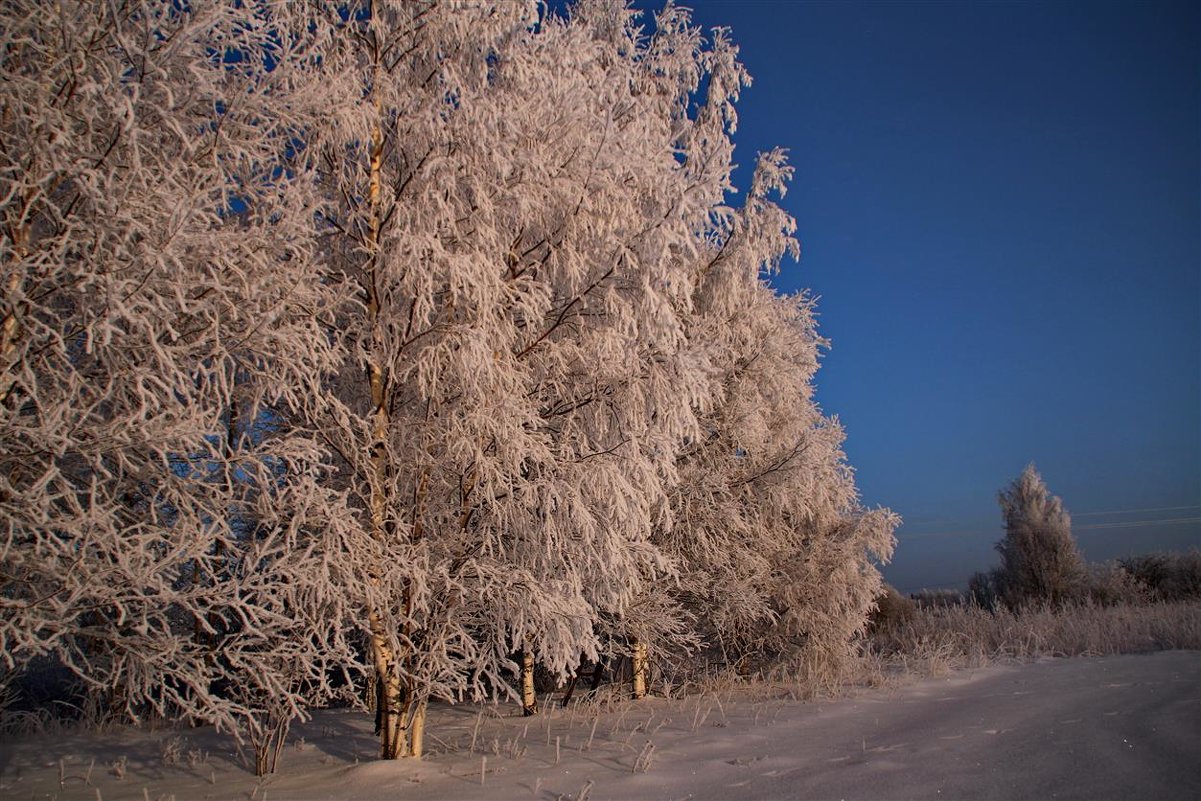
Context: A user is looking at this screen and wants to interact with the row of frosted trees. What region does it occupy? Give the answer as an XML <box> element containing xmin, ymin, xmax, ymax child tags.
<box><xmin>0</xmin><ymin>0</ymin><xmax>896</xmax><ymax>771</ymax></box>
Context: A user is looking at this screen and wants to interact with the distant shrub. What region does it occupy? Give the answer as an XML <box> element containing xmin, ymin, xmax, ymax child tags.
<box><xmin>0</xmin><ymin>656</ymin><xmax>82</xmax><ymax>716</ymax></box>
<box><xmin>1119</xmin><ymin>551</ymin><xmax>1201</xmax><ymax>601</ymax></box>
<box><xmin>1084</xmin><ymin>562</ymin><xmax>1149</xmax><ymax>606</ymax></box>
<box><xmin>867</xmin><ymin>584</ymin><xmax>916</xmax><ymax>633</ymax></box>
<box><xmin>967</xmin><ymin>570</ymin><xmax>1001</xmax><ymax>610</ymax></box>
<box><xmin>971</xmin><ymin>562</ymin><xmax>1153</xmax><ymax>611</ymax></box>
<box><xmin>909</xmin><ymin>588</ymin><xmax>965</xmax><ymax>610</ymax></box>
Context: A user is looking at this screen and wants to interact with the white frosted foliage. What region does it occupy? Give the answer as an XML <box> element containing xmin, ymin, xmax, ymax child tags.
<box><xmin>0</xmin><ymin>0</ymin><xmax>370</xmax><ymax>772</ymax></box>
<box><xmin>2</xmin><ymin>0</ymin><xmax>898</xmax><ymax>767</ymax></box>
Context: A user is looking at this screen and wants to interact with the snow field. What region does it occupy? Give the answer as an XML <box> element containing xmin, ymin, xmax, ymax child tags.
<box><xmin>4</xmin><ymin>650</ymin><xmax>1198</xmax><ymax>801</ymax></box>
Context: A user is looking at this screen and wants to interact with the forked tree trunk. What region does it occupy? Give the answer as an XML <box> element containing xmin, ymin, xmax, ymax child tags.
<box><xmin>198</xmin><ymin>395</ymin><xmax>239</xmax><ymax>646</ymax></box>
<box><xmin>631</xmin><ymin>639</ymin><xmax>648</xmax><ymax>699</ymax></box>
<box><xmin>370</xmin><ymin>634</ymin><xmax>405</xmax><ymax>759</ymax></box>
<box><xmin>520</xmin><ymin>649</ymin><xmax>538</xmax><ymax>716</ymax></box>
<box><xmin>366</xmin><ymin>367</ymin><xmax>405</xmax><ymax>762</ymax></box>
<box><xmin>251</xmin><ymin>707</ymin><xmax>291</xmax><ymax>777</ymax></box>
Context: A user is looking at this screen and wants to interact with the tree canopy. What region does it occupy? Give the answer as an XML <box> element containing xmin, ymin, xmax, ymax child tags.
<box><xmin>1</xmin><ymin>0</ymin><xmax>896</xmax><ymax>772</ymax></box>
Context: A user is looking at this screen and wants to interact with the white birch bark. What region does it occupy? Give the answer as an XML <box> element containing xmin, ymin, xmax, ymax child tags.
<box><xmin>520</xmin><ymin>649</ymin><xmax>538</xmax><ymax>716</ymax></box>
<box><xmin>631</xmin><ymin>639</ymin><xmax>648</xmax><ymax>699</ymax></box>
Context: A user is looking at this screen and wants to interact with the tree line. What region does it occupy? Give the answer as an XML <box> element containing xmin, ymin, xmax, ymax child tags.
<box><xmin>0</xmin><ymin>0</ymin><xmax>896</xmax><ymax>772</ymax></box>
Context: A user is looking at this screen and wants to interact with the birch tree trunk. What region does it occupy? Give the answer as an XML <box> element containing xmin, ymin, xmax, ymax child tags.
<box><xmin>0</xmin><ymin>224</ymin><xmax>27</xmax><ymax>406</ymax></box>
<box><xmin>363</xmin><ymin>88</ymin><xmax>407</xmax><ymax>759</ymax></box>
<box><xmin>521</xmin><ymin>649</ymin><xmax>538</xmax><ymax>716</ymax></box>
<box><xmin>409</xmin><ymin>699</ymin><xmax>427</xmax><ymax>759</ymax></box>
<box><xmin>631</xmin><ymin>640</ymin><xmax>648</xmax><ymax>700</ymax></box>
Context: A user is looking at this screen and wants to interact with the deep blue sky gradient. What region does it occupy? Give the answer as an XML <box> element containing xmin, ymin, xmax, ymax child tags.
<box><xmin>655</xmin><ymin>0</ymin><xmax>1200</xmax><ymax>591</ymax></box>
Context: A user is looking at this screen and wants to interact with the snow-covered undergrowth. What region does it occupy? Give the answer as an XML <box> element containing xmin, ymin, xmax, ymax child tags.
<box><xmin>4</xmin><ymin>648</ymin><xmax>1200</xmax><ymax>801</ymax></box>
<box><xmin>867</xmin><ymin>599</ymin><xmax>1201</xmax><ymax>677</ymax></box>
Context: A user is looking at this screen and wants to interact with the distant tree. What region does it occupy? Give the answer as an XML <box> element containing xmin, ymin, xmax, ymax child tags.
<box><xmin>994</xmin><ymin>465</ymin><xmax>1086</xmax><ymax>606</ymax></box>
<box><xmin>1083</xmin><ymin>561</ymin><xmax>1149</xmax><ymax>607</ymax></box>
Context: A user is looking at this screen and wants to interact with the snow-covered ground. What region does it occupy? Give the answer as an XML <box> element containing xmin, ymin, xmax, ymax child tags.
<box><xmin>3</xmin><ymin>650</ymin><xmax>1198</xmax><ymax>800</ymax></box>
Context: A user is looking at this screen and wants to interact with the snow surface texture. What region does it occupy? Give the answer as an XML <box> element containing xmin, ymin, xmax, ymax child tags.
<box><xmin>3</xmin><ymin>650</ymin><xmax>1198</xmax><ymax>800</ymax></box>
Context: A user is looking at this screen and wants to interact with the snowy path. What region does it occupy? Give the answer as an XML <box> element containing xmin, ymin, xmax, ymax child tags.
<box><xmin>2</xmin><ymin>650</ymin><xmax>1198</xmax><ymax>800</ymax></box>
<box><xmin>667</xmin><ymin>650</ymin><xmax>1201</xmax><ymax>801</ymax></box>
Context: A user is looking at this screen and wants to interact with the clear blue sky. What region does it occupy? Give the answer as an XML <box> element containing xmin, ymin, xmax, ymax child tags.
<box><xmin>655</xmin><ymin>0</ymin><xmax>1200</xmax><ymax>592</ymax></box>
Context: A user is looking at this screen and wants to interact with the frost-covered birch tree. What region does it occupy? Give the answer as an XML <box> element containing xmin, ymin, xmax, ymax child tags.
<box><xmin>0</xmin><ymin>1</ymin><xmax>367</xmax><ymax>771</ymax></box>
<box><xmin>276</xmin><ymin>0</ymin><xmax>747</xmax><ymax>757</ymax></box>
<box><xmin>660</xmin><ymin>149</ymin><xmax>897</xmax><ymax>677</ymax></box>
<box><xmin>261</xmin><ymin>0</ymin><xmax>557</xmax><ymax>759</ymax></box>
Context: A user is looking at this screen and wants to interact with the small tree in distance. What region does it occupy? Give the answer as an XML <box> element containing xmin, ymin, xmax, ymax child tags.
<box><xmin>993</xmin><ymin>464</ymin><xmax>1087</xmax><ymax>607</ymax></box>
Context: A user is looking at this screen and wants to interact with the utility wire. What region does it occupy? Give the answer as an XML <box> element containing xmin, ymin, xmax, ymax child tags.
<box><xmin>900</xmin><ymin>515</ymin><xmax>1201</xmax><ymax>541</ymax></box>
<box><xmin>1074</xmin><ymin>517</ymin><xmax>1201</xmax><ymax>531</ymax></box>
<box><xmin>900</xmin><ymin>505</ymin><xmax>1199</xmax><ymax>529</ymax></box>
<box><xmin>1073</xmin><ymin>505</ymin><xmax>1201</xmax><ymax>517</ymax></box>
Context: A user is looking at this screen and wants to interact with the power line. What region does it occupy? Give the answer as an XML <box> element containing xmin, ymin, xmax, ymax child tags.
<box><xmin>900</xmin><ymin>516</ymin><xmax>1201</xmax><ymax>542</ymax></box>
<box><xmin>1073</xmin><ymin>505</ymin><xmax>1201</xmax><ymax>517</ymax></box>
<box><xmin>1074</xmin><ymin>517</ymin><xmax>1201</xmax><ymax>532</ymax></box>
